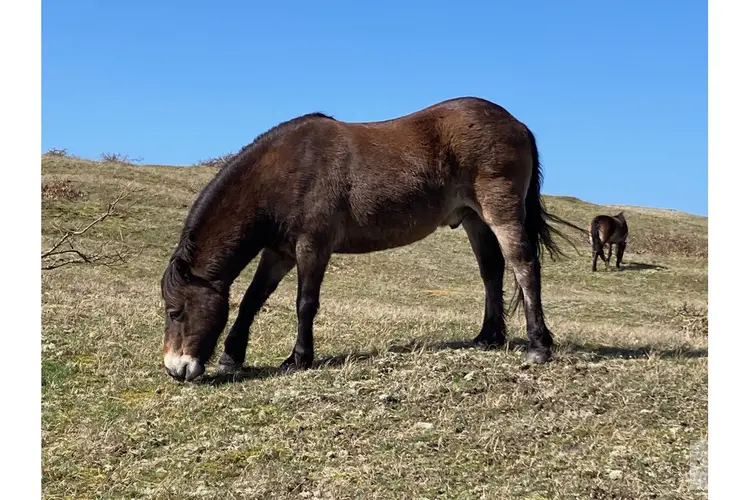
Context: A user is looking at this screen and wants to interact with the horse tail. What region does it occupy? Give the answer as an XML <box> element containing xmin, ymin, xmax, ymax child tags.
<box><xmin>507</xmin><ymin>127</ymin><xmax>581</xmax><ymax>314</ymax></box>
<box><xmin>590</xmin><ymin>218</ymin><xmax>604</xmax><ymax>253</ymax></box>
<box><xmin>523</xmin><ymin>128</ymin><xmax>563</xmax><ymax>262</ymax></box>
<box><xmin>590</xmin><ymin>217</ymin><xmax>612</xmax><ymax>272</ymax></box>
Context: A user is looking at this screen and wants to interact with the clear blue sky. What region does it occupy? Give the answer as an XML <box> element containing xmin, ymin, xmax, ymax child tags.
<box><xmin>42</xmin><ymin>1</ymin><xmax>707</xmax><ymax>215</ymax></box>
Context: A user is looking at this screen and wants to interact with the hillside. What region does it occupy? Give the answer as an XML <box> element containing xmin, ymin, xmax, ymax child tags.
<box><xmin>41</xmin><ymin>156</ymin><xmax>708</xmax><ymax>498</ymax></box>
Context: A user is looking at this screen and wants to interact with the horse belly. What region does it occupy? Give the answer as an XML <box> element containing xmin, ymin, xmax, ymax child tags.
<box><xmin>334</xmin><ymin>161</ymin><xmax>471</xmax><ymax>253</ymax></box>
<box><xmin>336</xmin><ymin>204</ymin><xmax>453</xmax><ymax>254</ymax></box>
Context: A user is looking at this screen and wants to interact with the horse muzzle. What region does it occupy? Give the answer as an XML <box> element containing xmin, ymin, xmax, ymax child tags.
<box><xmin>163</xmin><ymin>351</ymin><xmax>205</xmax><ymax>382</ymax></box>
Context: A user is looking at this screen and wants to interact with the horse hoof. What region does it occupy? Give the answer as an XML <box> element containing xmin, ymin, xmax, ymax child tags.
<box><xmin>526</xmin><ymin>348</ymin><xmax>552</xmax><ymax>364</ymax></box>
<box><xmin>280</xmin><ymin>352</ymin><xmax>313</xmax><ymax>372</ymax></box>
<box><xmin>215</xmin><ymin>353</ymin><xmax>243</xmax><ymax>375</ymax></box>
<box><xmin>214</xmin><ymin>362</ymin><xmax>240</xmax><ymax>376</ymax></box>
<box><xmin>472</xmin><ymin>333</ymin><xmax>504</xmax><ymax>349</ymax></box>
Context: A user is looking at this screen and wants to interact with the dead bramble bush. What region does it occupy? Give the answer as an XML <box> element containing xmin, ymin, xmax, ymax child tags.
<box><xmin>44</xmin><ymin>147</ymin><xmax>69</xmax><ymax>157</ymax></box>
<box><xmin>99</xmin><ymin>152</ymin><xmax>143</xmax><ymax>165</ymax></box>
<box><xmin>195</xmin><ymin>153</ymin><xmax>237</xmax><ymax>169</ymax></box>
<box><xmin>42</xmin><ymin>180</ymin><xmax>86</xmax><ymax>201</ymax></box>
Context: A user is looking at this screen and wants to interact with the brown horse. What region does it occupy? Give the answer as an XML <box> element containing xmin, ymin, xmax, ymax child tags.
<box><xmin>160</xmin><ymin>96</ymin><xmax>581</xmax><ymax>382</ymax></box>
<box><xmin>589</xmin><ymin>212</ymin><xmax>629</xmax><ymax>271</ymax></box>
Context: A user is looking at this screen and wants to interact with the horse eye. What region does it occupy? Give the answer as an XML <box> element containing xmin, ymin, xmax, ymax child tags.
<box><xmin>168</xmin><ymin>309</ymin><xmax>183</xmax><ymax>322</ymax></box>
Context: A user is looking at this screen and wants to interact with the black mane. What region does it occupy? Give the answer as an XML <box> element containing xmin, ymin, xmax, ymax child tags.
<box><xmin>170</xmin><ymin>112</ymin><xmax>335</xmax><ymax>264</ymax></box>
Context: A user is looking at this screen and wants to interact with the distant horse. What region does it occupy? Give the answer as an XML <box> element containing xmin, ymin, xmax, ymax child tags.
<box><xmin>589</xmin><ymin>212</ymin><xmax>629</xmax><ymax>271</ymax></box>
<box><xmin>160</xmin><ymin>96</ymin><xmax>581</xmax><ymax>382</ymax></box>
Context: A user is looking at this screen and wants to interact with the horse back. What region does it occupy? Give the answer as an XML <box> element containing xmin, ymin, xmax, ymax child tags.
<box><xmin>589</xmin><ymin>215</ymin><xmax>627</xmax><ymax>245</ymax></box>
<box><xmin>221</xmin><ymin>97</ymin><xmax>535</xmax><ymax>255</ymax></box>
<box><xmin>266</xmin><ymin>97</ymin><xmax>528</xmax><ymax>202</ymax></box>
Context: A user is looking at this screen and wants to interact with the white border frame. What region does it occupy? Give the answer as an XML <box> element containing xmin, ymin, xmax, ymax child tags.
<box><xmin>3</xmin><ymin>0</ymin><xmax>741</xmax><ymax>496</ymax></box>
<box><xmin>1</xmin><ymin>0</ymin><xmax>42</xmax><ymax>495</ymax></box>
<box><xmin>709</xmin><ymin>0</ymin><xmax>749</xmax><ymax>497</ymax></box>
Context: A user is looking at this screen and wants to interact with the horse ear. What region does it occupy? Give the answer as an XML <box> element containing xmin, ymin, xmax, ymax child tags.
<box><xmin>170</xmin><ymin>233</ymin><xmax>195</xmax><ymax>282</ymax></box>
<box><xmin>173</xmin><ymin>256</ymin><xmax>191</xmax><ymax>281</ymax></box>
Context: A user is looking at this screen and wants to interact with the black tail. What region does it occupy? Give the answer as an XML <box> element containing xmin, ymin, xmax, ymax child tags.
<box><xmin>507</xmin><ymin>127</ymin><xmax>586</xmax><ymax>314</ymax></box>
<box><xmin>589</xmin><ymin>218</ymin><xmax>607</xmax><ymax>271</ymax></box>
<box><xmin>590</xmin><ymin>218</ymin><xmax>603</xmax><ymax>252</ymax></box>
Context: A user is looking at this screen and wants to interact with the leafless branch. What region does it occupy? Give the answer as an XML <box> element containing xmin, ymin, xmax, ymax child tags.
<box><xmin>41</xmin><ymin>247</ymin><xmax>128</xmax><ymax>271</ymax></box>
<box><xmin>41</xmin><ymin>187</ymin><xmax>139</xmax><ymax>271</ymax></box>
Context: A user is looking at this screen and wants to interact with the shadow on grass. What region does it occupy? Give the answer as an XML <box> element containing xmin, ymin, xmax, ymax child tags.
<box><xmin>616</xmin><ymin>261</ymin><xmax>668</xmax><ymax>271</ymax></box>
<box><xmin>557</xmin><ymin>342</ymin><xmax>706</xmax><ymax>360</ymax></box>
<box><xmin>200</xmin><ymin>337</ymin><xmax>707</xmax><ymax>386</ymax></box>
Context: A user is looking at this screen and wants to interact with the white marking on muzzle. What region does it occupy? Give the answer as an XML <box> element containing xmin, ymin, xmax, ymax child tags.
<box><xmin>164</xmin><ymin>351</ymin><xmax>204</xmax><ymax>381</ymax></box>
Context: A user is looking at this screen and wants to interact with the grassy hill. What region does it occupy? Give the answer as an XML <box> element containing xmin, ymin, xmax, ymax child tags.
<box><xmin>41</xmin><ymin>156</ymin><xmax>707</xmax><ymax>499</ymax></box>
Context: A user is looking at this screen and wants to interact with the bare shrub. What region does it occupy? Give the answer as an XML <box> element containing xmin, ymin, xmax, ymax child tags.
<box><xmin>44</xmin><ymin>148</ymin><xmax>69</xmax><ymax>157</ymax></box>
<box><xmin>195</xmin><ymin>143</ymin><xmax>254</xmax><ymax>169</ymax></box>
<box><xmin>195</xmin><ymin>150</ymin><xmax>243</xmax><ymax>169</ymax></box>
<box><xmin>42</xmin><ymin>180</ymin><xmax>86</xmax><ymax>201</ymax></box>
<box><xmin>99</xmin><ymin>153</ymin><xmax>144</xmax><ymax>165</ymax></box>
<box><xmin>195</xmin><ymin>153</ymin><xmax>236</xmax><ymax>169</ymax></box>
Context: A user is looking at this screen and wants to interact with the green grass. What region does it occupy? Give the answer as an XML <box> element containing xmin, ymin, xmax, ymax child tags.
<box><xmin>41</xmin><ymin>156</ymin><xmax>707</xmax><ymax>499</ymax></box>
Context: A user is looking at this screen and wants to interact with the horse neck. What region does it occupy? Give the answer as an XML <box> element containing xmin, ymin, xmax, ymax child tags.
<box><xmin>190</xmin><ymin>216</ymin><xmax>270</xmax><ymax>285</ymax></box>
<box><xmin>184</xmin><ymin>151</ymin><xmax>277</xmax><ymax>285</ymax></box>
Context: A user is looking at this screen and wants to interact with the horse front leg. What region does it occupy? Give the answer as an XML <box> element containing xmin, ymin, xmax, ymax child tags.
<box><xmin>281</xmin><ymin>237</ymin><xmax>331</xmax><ymax>371</ymax></box>
<box><xmin>216</xmin><ymin>249</ymin><xmax>294</xmax><ymax>374</ymax></box>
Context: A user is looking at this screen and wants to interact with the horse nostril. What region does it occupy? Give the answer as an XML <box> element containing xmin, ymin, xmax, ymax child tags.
<box><xmin>166</xmin><ymin>365</ymin><xmax>187</xmax><ymax>381</ymax></box>
<box><xmin>164</xmin><ymin>352</ymin><xmax>203</xmax><ymax>382</ymax></box>
<box><xmin>184</xmin><ymin>361</ymin><xmax>205</xmax><ymax>382</ymax></box>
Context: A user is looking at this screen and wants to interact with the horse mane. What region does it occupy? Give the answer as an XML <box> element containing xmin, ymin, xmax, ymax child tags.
<box><xmin>172</xmin><ymin>112</ymin><xmax>336</xmax><ymax>266</ymax></box>
<box><xmin>161</xmin><ymin>231</ymin><xmax>196</xmax><ymax>302</ymax></box>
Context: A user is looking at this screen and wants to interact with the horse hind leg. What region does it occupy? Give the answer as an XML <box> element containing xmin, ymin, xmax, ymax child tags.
<box><xmin>605</xmin><ymin>243</ymin><xmax>613</xmax><ymax>268</ymax></box>
<box><xmin>592</xmin><ymin>240</ymin><xmax>607</xmax><ymax>272</ymax></box>
<box><xmin>462</xmin><ymin>212</ymin><xmax>506</xmax><ymax>347</ymax></box>
<box><xmin>591</xmin><ymin>244</ymin><xmax>599</xmax><ymax>272</ymax></box>
<box><xmin>615</xmin><ymin>241</ymin><xmax>627</xmax><ymax>268</ymax></box>
<box><xmin>480</xmin><ymin>201</ymin><xmax>553</xmax><ymax>363</ymax></box>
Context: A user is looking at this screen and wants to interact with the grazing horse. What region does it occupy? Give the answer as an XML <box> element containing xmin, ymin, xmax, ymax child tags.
<box><xmin>589</xmin><ymin>212</ymin><xmax>629</xmax><ymax>271</ymax></box>
<box><xmin>160</xmin><ymin>96</ymin><xmax>580</xmax><ymax>382</ymax></box>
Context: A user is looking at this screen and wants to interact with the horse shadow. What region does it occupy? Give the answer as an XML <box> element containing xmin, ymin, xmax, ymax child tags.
<box><xmin>617</xmin><ymin>261</ymin><xmax>667</xmax><ymax>271</ymax></box>
<box><xmin>199</xmin><ymin>337</ymin><xmax>706</xmax><ymax>386</ymax></box>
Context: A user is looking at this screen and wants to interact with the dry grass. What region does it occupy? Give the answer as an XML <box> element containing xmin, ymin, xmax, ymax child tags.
<box><xmin>41</xmin><ymin>157</ymin><xmax>708</xmax><ymax>499</ymax></box>
<box><xmin>629</xmin><ymin>232</ymin><xmax>708</xmax><ymax>259</ymax></box>
<box><xmin>674</xmin><ymin>304</ymin><xmax>708</xmax><ymax>340</ymax></box>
